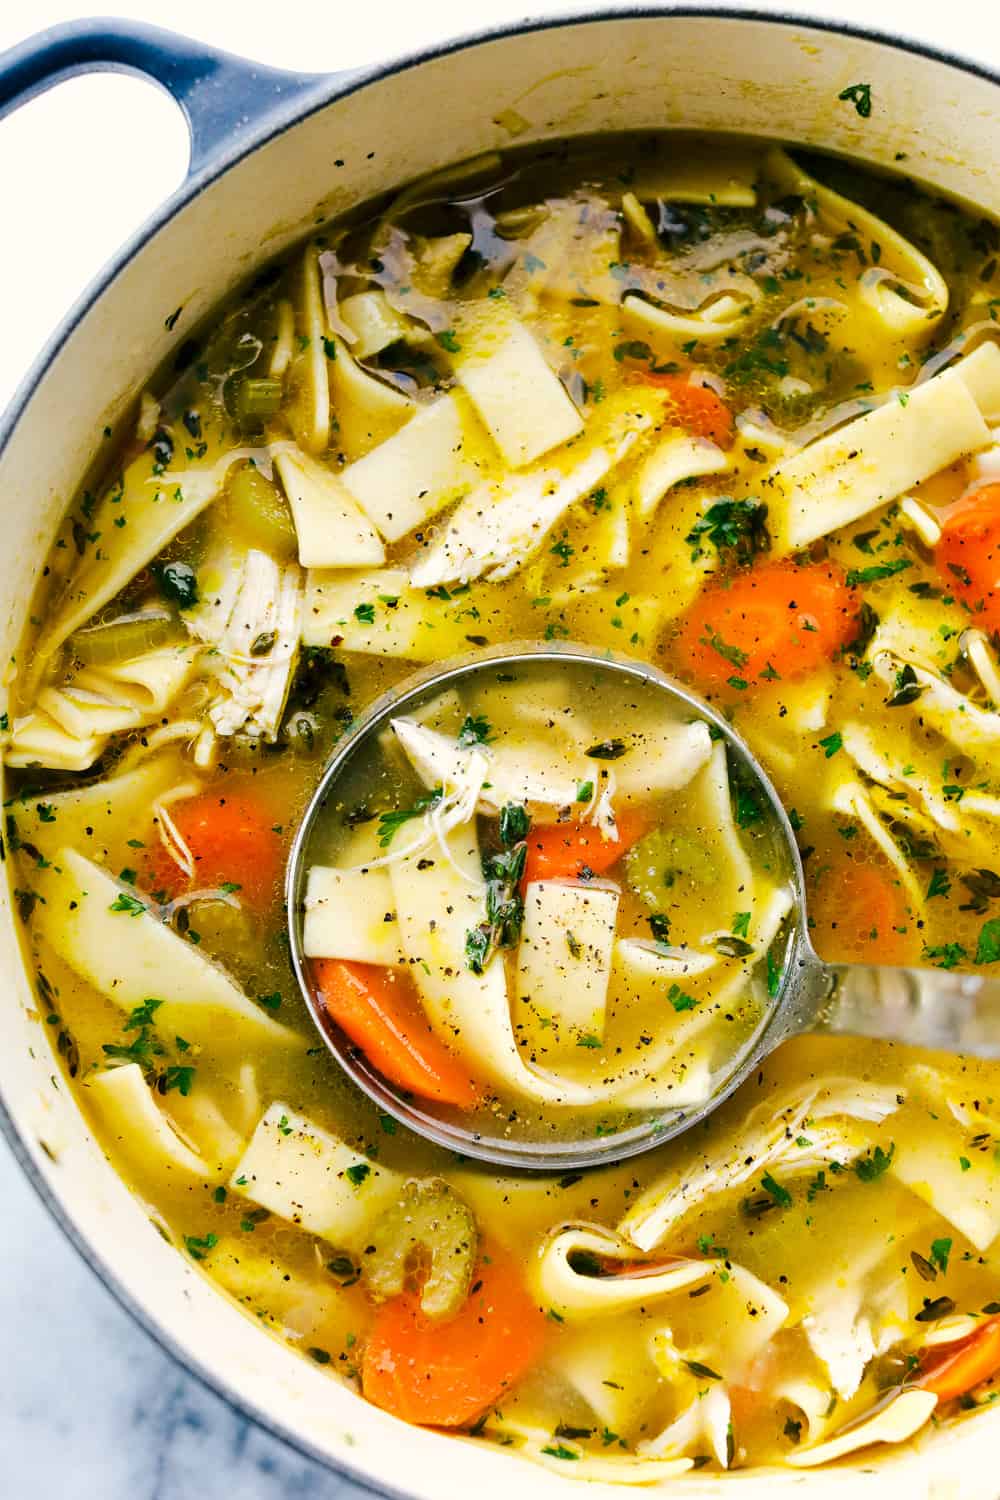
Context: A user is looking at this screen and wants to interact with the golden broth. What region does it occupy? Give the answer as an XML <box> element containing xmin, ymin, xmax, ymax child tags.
<box><xmin>6</xmin><ymin>132</ymin><xmax>1000</xmax><ymax>1477</ymax></box>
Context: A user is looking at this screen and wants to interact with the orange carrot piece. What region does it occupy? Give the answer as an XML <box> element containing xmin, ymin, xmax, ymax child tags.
<box><xmin>674</xmin><ymin>559</ymin><xmax>861</xmax><ymax>689</ymax></box>
<box><xmin>918</xmin><ymin>1317</ymin><xmax>1000</xmax><ymax>1404</ymax></box>
<box><xmin>362</xmin><ymin>1244</ymin><xmax>548</xmax><ymax>1427</ymax></box>
<box><xmin>522</xmin><ymin>809</ymin><xmax>648</xmax><ymax>886</ymax></box>
<box><xmin>313</xmin><ymin>959</ymin><xmax>480</xmax><ymax>1109</ymax></box>
<box><xmin>145</xmin><ymin>787</ymin><xmax>285</xmax><ymax>910</ymax></box>
<box><xmin>809</xmin><ymin>858</ymin><xmax>917</xmax><ymax>966</ymax></box>
<box><xmin>636</xmin><ymin>371</ymin><xmax>735</xmax><ymax>447</ymax></box>
<box><xmin>937</xmin><ymin>483</ymin><xmax>1000</xmax><ymax>633</ymax></box>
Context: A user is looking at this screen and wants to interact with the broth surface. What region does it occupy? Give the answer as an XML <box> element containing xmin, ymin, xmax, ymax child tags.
<box><xmin>6</xmin><ymin>132</ymin><xmax>1000</xmax><ymax>1478</ymax></box>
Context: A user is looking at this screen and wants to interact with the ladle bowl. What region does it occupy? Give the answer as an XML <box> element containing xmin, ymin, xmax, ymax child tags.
<box><xmin>288</xmin><ymin>643</ymin><xmax>1000</xmax><ymax>1171</ymax></box>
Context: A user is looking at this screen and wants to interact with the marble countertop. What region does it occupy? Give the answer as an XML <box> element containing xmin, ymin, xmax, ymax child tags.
<box><xmin>0</xmin><ymin>1136</ymin><xmax>373</xmax><ymax>1499</ymax></box>
<box><xmin>1</xmin><ymin>2</ymin><xmax>998</xmax><ymax>1496</ymax></box>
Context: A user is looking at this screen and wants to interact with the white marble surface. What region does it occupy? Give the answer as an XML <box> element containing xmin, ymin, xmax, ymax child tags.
<box><xmin>0</xmin><ymin>1137</ymin><xmax>371</xmax><ymax>1498</ymax></box>
<box><xmin>1</xmin><ymin>2</ymin><xmax>999</xmax><ymax>1497</ymax></box>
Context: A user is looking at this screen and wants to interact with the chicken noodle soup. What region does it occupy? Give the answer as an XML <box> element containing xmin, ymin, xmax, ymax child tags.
<box><xmin>6</xmin><ymin>131</ymin><xmax>1000</xmax><ymax>1477</ymax></box>
<box><xmin>296</xmin><ymin>654</ymin><xmax>794</xmax><ymax>1144</ymax></box>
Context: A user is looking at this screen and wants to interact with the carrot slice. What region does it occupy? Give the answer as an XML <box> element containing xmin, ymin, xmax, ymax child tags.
<box><xmin>937</xmin><ymin>483</ymin><xmax>1000</xmax><ymax>632</ymax></box>
<box><xmin>674</xmin><ymin>559</ymin><xmax>861</xmax><ymax>689</ymax></box>
<box><xmin>635</xmin><ymin>371</ymin><xmax>735</xmax><ymax>447</ymax></box>
<box><xmin>522</xmin><ymin>809</ymin><xmax>648</xmax><ymax>886</ymax></box>
<box><xmin>362</xmin><ymin>1244</ymin><xmax>548</xmax><ymax>1427</ymax></box>
<box><xmin>809</xmin><ymin>857</ymin><xmax>916</xmax><ymax>966</ymax></box>
<box><xmin>144</xmin><ymin>787</ymin><xmax>285</xmax><ymax>910</ymax></box>
<box><xmin>313</xmin><ymin>959</ymin><xmax>480</xmax><ymax>1109</ymax></box>
<box><xmin>918</xmin><ymin>1316</ymin><xmax>1000</xmax><ymax>1403</ymax></box>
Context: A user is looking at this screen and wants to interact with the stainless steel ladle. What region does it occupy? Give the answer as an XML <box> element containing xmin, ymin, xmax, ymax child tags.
<box><xmin>287</xmin><ymin>643</ymin><xmax>1000</xmax><ymax>1172</ymax></box>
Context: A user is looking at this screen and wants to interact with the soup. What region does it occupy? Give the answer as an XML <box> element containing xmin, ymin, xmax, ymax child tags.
<box><xmin>298</xmin><ymin>653</ymin><xmax>791</xmax><ymax>1146</ymax></box>
<box><xmin>6</xmin><ymin>132</ymin><xmax>1000</xmax><ymax>1479</ymax></box>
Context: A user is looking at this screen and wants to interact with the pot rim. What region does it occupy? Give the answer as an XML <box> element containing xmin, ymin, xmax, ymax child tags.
<box><xmin>1</xmin><ymin>6</ymin><xmax>998</xmax><ymax>1493</ymax></box>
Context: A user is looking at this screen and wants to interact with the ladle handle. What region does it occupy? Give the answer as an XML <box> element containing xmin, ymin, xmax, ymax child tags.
<box><xmin>807</xmin><ymin>958</ymin><xmax>1000</xmax><ymax>1058</ymax></box>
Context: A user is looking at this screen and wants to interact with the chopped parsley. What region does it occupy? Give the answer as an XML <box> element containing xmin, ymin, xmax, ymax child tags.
<box><xmin>685</xmin><ymin>498</ymin><xmax>769</xmax><ymax>563</ymax></box>
<box><xmin>376</xmin><ymin>788</ymin><xmax>443</xmax><ymax>848</ymax></box>
<box><xmin>838</xmin><ymin>81</ymin><xmax>873</xmax><ymax>117</ymax></box>
<box><xmin>760</xmin><ymin>1172</ymin><xmax>792</xmax><ymax>1208</ymax></box>
<box><xmin>854</xmin><ymin>1142</ymin><xmax>895</xmax><ymax>1182</ymax></box>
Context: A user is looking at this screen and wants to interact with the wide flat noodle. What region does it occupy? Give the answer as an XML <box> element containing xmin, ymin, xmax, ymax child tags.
<box><xmin>31</xmin><ymin>847</ymin><xmax>300</xmax><ymax>1048</ymax></box>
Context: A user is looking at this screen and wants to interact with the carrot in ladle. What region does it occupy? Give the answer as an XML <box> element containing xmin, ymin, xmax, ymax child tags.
<box><xmin>917</xmin><ymin>1316</ymin><xmax>1000</xmax><ymax>1404</ymax></box>
<box><xmin>313</xmin><ymin>959</ymin><xmax>480</xmax><ymax>1109</ymax></box>
<box><xmin>521</xmin><ymin>809</ymin><xmax>648</xmax><ymax>886</ymax></box>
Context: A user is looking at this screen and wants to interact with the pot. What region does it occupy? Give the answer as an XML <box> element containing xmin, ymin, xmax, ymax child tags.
<box><xmin>1</xmin><ymin>11</ymin><xmax>998</xmax><ymax>1497</ymax></box>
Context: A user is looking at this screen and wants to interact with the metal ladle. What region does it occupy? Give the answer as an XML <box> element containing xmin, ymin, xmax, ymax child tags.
<box><xmin>287</xmin><ymin>643</ymin><xmax>1000</xmax><ymax>1172</ymax></box>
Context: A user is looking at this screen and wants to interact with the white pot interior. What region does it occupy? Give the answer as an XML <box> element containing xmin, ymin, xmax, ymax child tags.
<box><xmin>2</xmin><ymin>13</ymin><xmax>1000</xmax><ymax>1497</ymax></box>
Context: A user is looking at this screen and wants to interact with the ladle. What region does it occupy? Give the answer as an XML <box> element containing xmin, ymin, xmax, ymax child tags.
<box><xmin>287</xmin><ymin>644</ymin><xmax>1000</xmax><ymax>1171</ymax></box>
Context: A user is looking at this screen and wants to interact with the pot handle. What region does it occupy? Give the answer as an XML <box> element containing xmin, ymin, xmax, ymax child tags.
<box><xmin>0</xmin><ymin>18</ymin><xmax>327</xmax><ymax>178</ymax></box>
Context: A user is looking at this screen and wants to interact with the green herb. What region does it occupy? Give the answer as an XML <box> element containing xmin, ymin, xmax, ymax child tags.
<box><xmin>732</xmin><ymin>911</ymin><xmax>751</xmax><ymax>938</ymax></box>
<box><xmin>846</xmin><ymin>558</ymin><xmax>912</xmax><ymax>586</ymax></box>
<box><xmin>976</xmin><ymin>918</ymin><xmax>1000</xmax><ymax>963</ymax></box>
<box><xmin>685</xmin><ymin>498</ymin><xmax>769</xmax><ymax>563</ymax></box>
<box><xmin>213</xmin><ymin>1186</ymin><xmax>227</xmax><ymax>1203</ymax></box>
<box><xmin>854</xmin><ymin>1142</ymin><xmax>895</xmax><ymax>1181</ymax></box>
<box><xmin>733</xmin><ymin>782</ymin><xmax>762</xmax><ymax>828</ymax></box>
<box><xmin>668</xmin><ymin>984</ymin><xmax>698</xmax><ymax>1012</ymax></box>
<box><xmin>818</xmin><ymin>732</ymin><xmax>843</xmax><ymax>759</ymax></box>
<box><xmin>345</xmin><ymin>1163</ymin><xmax>370</xmax><ymax>1187</ymax></box>
<box><xmin>577</xmin><ymin>1033</ymin><xmax>602</xmax><ymax>1049</ymax></box>
<box><xmin>724</xmin><ymin>326</ymin><xmax>789</xmax><ymax>384</ymax></box>
<box><xmin>647</xmin><ymin>913</ymin><xmax>671</xmax><ymax>943</ymax></box>
<box><xmin>377</xmin><ymin>788</ymin><xmax>443</xmax><ymax>848</ymax></box>
<box><xmin>466</xmin><ymin>804</ymin><xmax>531</xmax><ymax>973</ymax></box>
<box><xmin>499</xmin><ymin>802</ymin><xmax>530</xmax><ymax>845</ymax></box>
<box><xmin>153</xmin><ymin>560</ymin><xmax>198</xmax><ymax>610</ymax></box>
<box><xmin>541</xmin><ymin>1445</ymin><xmax>580</xmax><ymax>1461</ymax></box>
<box><xmin>109</xmin><ymin>891</ymin><xmax>147</xmax><ymax>916</ymax></box>
<box><xmin>576</xmin><ymin>780</ymin><xmax>594</xmax><ymax>802</ymax></box>
<box><xmin>838</xmin><ymin>81</ymin><xmax>873</xmax><ymax>117</ymax></box>
<box><xmin>702</xmin><ymin>632</ymin><xmax>747</xmax><ymax>669</ymax></box>
<box><xmin>930</xmin><ymin>1237</ymin><xmax>953</xmax><ymax>1274</ymax></box>
<box><xmin>550</xmin><ymin>532</ymin><xmax>574</xmax><ymax>567</ymax></box>
<box><xmin>761</xmin><ymin>1172</ymin><xmax>792</xmax><ymax>1207</ymax></box>
<box><xmin>886</xmin><ymin>663</ymin><xmax>924</xmax><ymax>708</ymax></box>
<box><xmin>435</xmin><ymin>329</ymin><xmax>461</xmax><ymax>353</ymax></box>
<box><xmin>767</xmin><ymin>949</ymin><xmax>782</xmax><ymax>999</ymax></box>
<box><xmin>126</xmin><ymin>998</ymin><xmax>163</xmax><ymax>1029</ymax></box>
<box><xmin>36</xmin><ymin>804</ymin><xmax>56</xmax><ymax>823</ymax></box>
<box><xmin>458</xmin><ymin>714</ymin><xmax>492</xmax><ymax>747</ymax></box>
<box><xmin>923</xmin><ymin>942</ymin><xmax>967</xmax><ymax>970</ymax></box>
<box><xmin>960</xmin><ymin>1156</ymin><xmax>972</xmax><ymax>1172</ymax></box>
<box><xmin>256</xmin><ymin>991</ymin><xmax>282</xmax><ymax>1011</ymax></box>
<box><xmin>353</xmin><ymin>601</ymin><xmax>376</xmax><ymax>625</ymax></box>
<box><xmin>183</xmin><ymin>1232</ymin><xmax>218</xmax><ymax>1261</ymax></box>
<box><xmin>158</xmin><ymin>1065</ymin><xmax>194</xmax><ymax>1096</ymax></box>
